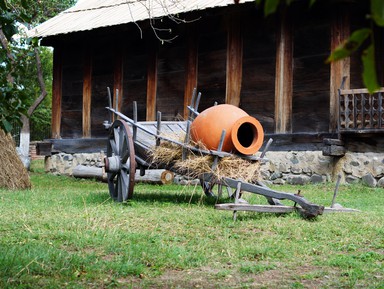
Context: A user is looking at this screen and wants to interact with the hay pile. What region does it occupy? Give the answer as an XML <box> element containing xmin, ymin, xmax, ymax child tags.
<box><xmin>0</xmin><ymin>129</ymin><xmax>31</xmax><ymax>190</ymax></box>
<box><xmin>150</xmin><ymin>135</ymin><xmax>260</xmax><ymax>183</ymax></box>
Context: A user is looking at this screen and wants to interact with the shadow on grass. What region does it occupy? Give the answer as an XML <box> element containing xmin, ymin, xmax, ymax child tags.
<box><xmin>84</xmin><ymin>187</ymin><xmax>220</xmax><ymax>207</ymax></box>
<box><xmin>84</xmin><ymin>189</ymin><xmax>312</xmax><ymax>221</ymax></box>
<box><xmin>130</xmin><ymin>190</ymin><xmax>219</xmax><ymax>206</ymax></box>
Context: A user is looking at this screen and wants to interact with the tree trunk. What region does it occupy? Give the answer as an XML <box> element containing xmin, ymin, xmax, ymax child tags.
<box><xmin>19</xmin><ymin>115</ymin><xmax>30</xmax><ymax>158</ymax></box>
<box><xmin>18</xmin><ymin>46</ymin><xmax>48</xmax><ymax>163</ymax></box>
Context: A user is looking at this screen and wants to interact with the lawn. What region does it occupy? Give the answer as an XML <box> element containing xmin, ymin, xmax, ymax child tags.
<box><xmin>0</xmin><ymin>160</ymin><xmax>383</xmax><ymax>288</ymax></box>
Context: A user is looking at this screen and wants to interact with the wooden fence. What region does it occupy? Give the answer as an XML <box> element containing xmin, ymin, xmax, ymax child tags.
<box><xmin>338</xmin><ymin>87</ymin><xmax>384</xmax><ymax>133</ymax></box>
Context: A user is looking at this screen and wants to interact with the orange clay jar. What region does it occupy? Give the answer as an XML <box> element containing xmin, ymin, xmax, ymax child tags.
<box><xmin>190</xmin><ymin>104</ymin><xmax>264</xmax><ymax>155</ymax></box>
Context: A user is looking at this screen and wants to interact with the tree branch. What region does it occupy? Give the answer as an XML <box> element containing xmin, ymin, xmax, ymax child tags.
<box><xmin>0</xmin><ymin>28</ymin><xmax>15</xmax><ymax>83</ymax></box>
<box><xmin>0</xmin><ymin>29</ymin><xmax>14</xmax><ymax>61</ymax></box>
<box><xmin>27</xmin><ymin>47</ymin><xmax>47</xmax><ymax>116</ymax></box>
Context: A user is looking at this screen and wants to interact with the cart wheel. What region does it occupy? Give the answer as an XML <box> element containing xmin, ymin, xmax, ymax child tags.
<box><xmin>104</xmin><ymin>119</ymin><xmax>136</xmax><ymax>202</ymax></box>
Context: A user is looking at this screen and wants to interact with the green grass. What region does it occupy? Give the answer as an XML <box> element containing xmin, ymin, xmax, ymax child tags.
<box><xmin>0</xmin><ymin>160</ymin><xmax>383</xmax><ymax>288</ymax></box>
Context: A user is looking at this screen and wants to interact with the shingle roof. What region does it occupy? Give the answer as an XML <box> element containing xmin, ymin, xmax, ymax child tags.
<box><xmin>28</xmin><ymin>0</ymin><xmax>253</xmax><ymax>38</ymax></box>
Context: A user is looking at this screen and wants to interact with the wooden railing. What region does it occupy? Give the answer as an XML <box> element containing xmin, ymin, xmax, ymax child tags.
<box><xmin>338</xmin><ymin>87</ymin><xmax>384</xmax><ymax>133</ymax></box>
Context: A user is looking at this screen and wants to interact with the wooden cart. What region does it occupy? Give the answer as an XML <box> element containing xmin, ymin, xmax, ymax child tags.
<box><xmin>103</xmin><ymin>89</ymin><xmax>325</xmax><ymax>219</ymax></box>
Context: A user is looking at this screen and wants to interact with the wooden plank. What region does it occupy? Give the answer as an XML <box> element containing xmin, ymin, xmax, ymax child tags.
<box><xmin>82</xmin><ymin>46</ymin><xmax>92</xmax><ymax>138</ymax></box>
<box><xmin>52</xmin><ymin>46</ymin><xmax>62</xmax><ymax>139</ymax></box>
<box><xmin>114</xmin><ymin>45</ymin><xmax>124</xmax><ymax>114</ymax></box>
<box><xmin>157</xmin><ymin>40</ymin><xmax>185</xmax><ymax>120</ymax></box>
<box><xmin>215</xmin><ymin>204</ymin><xmax>360</xmax><ymax>214</ymax></box>
<box><xmin>184</xmin><ymin>24</ymin><xmax>198</xmax><ymax>118</ymax></box>
<box><xmin>322</xmin><ymin>145</ymin><xmax>346</xmax><ymax>156</ymax></box>
<box><xmin>197</xmin><ymin>16</ymin><xmax>226</xmax><ymax>111</ymax></box>
<box><xmin>340</xmin><ymin>88</ymin><xmax>384</xmax><ymax>95</ymax></box>
<box><xmin>323</xmin><ymin>207</ymin><xmax>361</xmax><ymax>213</ymax></box>
<box><xmin>146</xmin><ymin>41</ymin><xmax>157</xmax><ymax>121</ymax></box>
<box><xmin>330</xmin><ymin>7</ymin><xmax>350</xmax><ymax>132</ymax></box>
<box><xmin>323</xmin><ymin>138</ymin><xmax>344</xmax><ymax>146</ymax></box>
<box><xmin>36</xmin><ymin>142</ymin><xmax>52</xmax><ymax>156</ymax></box>
<box><xmin>274</xmin><ymin>9</ymin><xmax>293</xmax><ymax>133</ymax></box>
<box><xmin>216</xmin><ymin>204</ymin><xmax>297</xmax><ymax>213</ymax></box>
<box><xmin>48</xmin><ymin>138</ymin><xmax>107</xmax><ymax>153</ymax></box>
<box><xmin>225</xmin><ymin>13</ymin><xmax>243</xmax><ymax>107</ymax></box>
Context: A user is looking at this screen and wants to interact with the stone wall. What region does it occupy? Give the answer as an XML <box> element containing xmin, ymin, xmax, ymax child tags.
<box><xmin>45</xmin><ymin>152</ymin><xmax>105</xmax><ymax>176</ymax></box>
<box><xmin>260</xmin><ymin>151</ymin><xmax>384</xmax><ymax>188</ymax></box>
<box><xmin>44</xmin><ymin>151</ymin><xmax>384</xmax><ymax>187</ymax></box>
<box><xmin>259</xmin><ymin>151</ymin><xmax>333</xmax><ymax>185</ymax></box>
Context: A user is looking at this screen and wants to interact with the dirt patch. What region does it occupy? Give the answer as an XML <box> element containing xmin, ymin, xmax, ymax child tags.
<box><xmin>114</xmin><ymin>264</ymin><xmax>341</xmax><ymax>288</ymax></box>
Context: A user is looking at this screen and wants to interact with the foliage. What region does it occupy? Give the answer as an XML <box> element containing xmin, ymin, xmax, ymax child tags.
<box><xmin>258</xmin><ymin>0</ymin><xmax>384</xmax><ymax>93</ymax></box>
<box><xmin>0</xmin><ymin>164</ymin><xmax>383</xmax><ymax>288</ymax></box>
<box><xmin>0</xmin><ymin>1</ymin><xmax>29</xmax><ymax>132</ymax></box>
<box><xmin>0</xmin><ymin>0</ymin><xmax>75</xmax><ymax>133</ymax></box>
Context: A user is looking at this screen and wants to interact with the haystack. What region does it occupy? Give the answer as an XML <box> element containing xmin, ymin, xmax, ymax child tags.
<box><xmin>0</xmin><ymin>129</ymin><xmax>31</xmax><ymax>190</ymax></box>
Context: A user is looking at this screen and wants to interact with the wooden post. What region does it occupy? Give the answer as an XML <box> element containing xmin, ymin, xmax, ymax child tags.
<box><xmin>184</xmin><ymin>24</ymin><xmax>198</xmax><ymax>118</ymax></box>
<box><xmin>146</xmin><ymin>41</ymin><xmax>157</xmax><ymax>121</ymax></box>
<box><xmin>330</xmin><ymin>7</ymin><xmax>350</xmax><ymax>132</ymax></box>
<box><xmin>226</xmin><ymin>14</ymin><xmax>243</xmax><ymax>107</ymax></box>
<box><xmin>114</xmin><ymin>45</ymin><xmax>124</xmax><ymax>115</ymax></box>
<box><xmin>51</xmin><ymin>47</ymin><xmax>62</xmax><ymax>139</ymax></box>
<box><xmin>275</xmin><ymin>9</ymin><xmax>293</xmax><ymax>133</ymax></box>
<box><xmin>82</xmin><ymin>46</ymin><xmax>92</xmax><ymax>138</ymax></box>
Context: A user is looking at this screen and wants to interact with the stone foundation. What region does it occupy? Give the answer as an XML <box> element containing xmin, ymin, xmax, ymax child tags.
<box><xmin>260</xmin><ymin>151</ymin><xmax>384</xmax><ymax>187</ymax></box>
<box><xmin>45</xmin><ymin>152</ymin><xmax>105</xmax><ymax>176</ymax></box>
<box><xmin>44</xmin><ymin>151</ymin><xmax>384</xmax><ymax>188</ymax></box>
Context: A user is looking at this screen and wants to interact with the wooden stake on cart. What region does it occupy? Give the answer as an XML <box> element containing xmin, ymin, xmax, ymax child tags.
<box><xmin>233</xmin><ymin>181</ymin><xmax>242</xmax><ymax>221</ymax></box>
<box><xmin>133</xmin><ymin>101</ymin><xmax>138</xmax><ymax>142</ymax></box>
<box><xmin>156</xmin><ymin>111</ymin><xmax>161</xmax><ymax>147</ymax></box>
<box><xmin>331</xmin><ymin>174</ymin><xmax>342</xmax><ymax>208</ymax></box>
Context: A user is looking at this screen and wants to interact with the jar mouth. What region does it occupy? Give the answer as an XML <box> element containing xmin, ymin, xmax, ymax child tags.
<box><xmin>231</xmin><ymin>116</ymin><xmax>264</xmax><ymax>155</ymax></box>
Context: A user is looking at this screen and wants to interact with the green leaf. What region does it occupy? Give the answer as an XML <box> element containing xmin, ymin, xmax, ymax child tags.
<box><xmin>0</xmin><ymin>0</ymin><xmax>7</xmax><ymax>11</ymax></box>
<box><xmin>21</xmin><ymin>0</ymin><xmax>28</xmax><ymax>9</ymax></box>
<box><xmin>1</xmin><ymin>119</ymin><xmax>12</xmax><ymax>133</ymax></box>
<box><xmin>20</xmin><ymin>12</ymin><xmax>32</xmax><ymax>22</ymax></box>
<box><xmin>371</xmin><ymin>0</ymin><xmax>384</xmax><ymax>26</ymax></box>
<box><xmin>1</xmin><ymin>23</ymin><xmax>18</xmax><ymax>41</ymax></box>
<box><xmin>309</xmin><ymin>0</ymin><xmax>316</xmax><ymax>8</ymax></box>
<box><xmin>31</xmin><ymin>37</ymin><xmax>39</xmax><ymax>47</ymax></box>
<box><xmin>255</xmin><ymin>0</ymin><xmax>263</xmax><ymax>6</ymax></box>
<box><xmin>362</xmin><ymin>44</ymin><xmax>380</xmax><ymax>93</ymax></box>
<box><xmin>264</xmin><ymin>0</ymin><xmax>280</xmax><ymax>17</ymax></box>
<box><xmin>327</xmin><ymin>28</ymin><xmax>371</xmax><ymax>63</ymax></box>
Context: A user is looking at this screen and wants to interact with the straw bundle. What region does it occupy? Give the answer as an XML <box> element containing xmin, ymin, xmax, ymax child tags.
<box><xmin>0</xmin><ymin>129</ymin><xmax>31</xmax><ymax>190</ymax></box>
<box><xmin>150</xmin><ymin>134</ymin><xmax>260</xmax><ymax>183</ymax></box>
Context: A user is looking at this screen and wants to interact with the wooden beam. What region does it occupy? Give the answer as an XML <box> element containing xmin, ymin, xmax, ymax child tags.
<box><xmin>215</xmin><ymin>204</ymin><xmax>360</xmax><ymax>214</ymax></box>
<box><xmin>275</xmin><ymin>9</ymin><xmax>293</xmax><ymax>133</ymax></box>
<box><xmin>82</xmin><ymin>46</ymin><xmax>92</xmax><ymax>138</ymax></box>
<box><xmin>330</xmin><ymin>7</ymin><xmax>350</xmax><ymax>132</ymax></box>
<box><xmin>146</xmin><ymin>41</ymin><xmax>157</xmax><ymax>121</ymax></box>
<box><xmin>225</xmin><ymin>14</ymin><xmax>243</xmax><ymax>106</ymax></box>
<box><xmin>184</xmin><ymin>24</ymin><xmax>198</xmax><ymax>118</ymax></box>
<box><xmin>114</xmin><ymin>45</ymin><xmax>124</xmax><ymax>115</ymax></box>
<box><xmin>51</xmin><ymin>47</ymin><xmax>62</xmax><ymax>139</ymax></box>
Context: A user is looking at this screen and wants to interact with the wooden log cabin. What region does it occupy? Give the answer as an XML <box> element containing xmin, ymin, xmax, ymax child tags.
<box><xmin>29</xmin><ymin>0</ymin><xmax>384</xmax><ymax>155</ymax></box>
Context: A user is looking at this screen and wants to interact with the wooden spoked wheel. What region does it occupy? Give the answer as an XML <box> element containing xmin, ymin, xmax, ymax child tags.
<box><xmin>104</xmin><ymin>120</ymin><xmax>136</xmax><ymax>202</ymax></box>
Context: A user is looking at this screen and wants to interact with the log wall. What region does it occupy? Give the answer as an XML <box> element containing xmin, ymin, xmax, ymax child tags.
<box><xmin>122</xmin><ymin>38</ymin><xmax>148</xmax><ymax>121</ymax></box>
<box><xmin>292</xmin><ymin>5</ymin><xmax>330</xmax><ymax>133</ymax></box>
<box><xmin>49</xmin><ymin>1</ymin><xmax>383</xmax><ymax>150</ymax></box>
<box><xmin>60</xmin><ymin>44</ymin><xmax>83</xmax><ymax>138</ymax></box>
